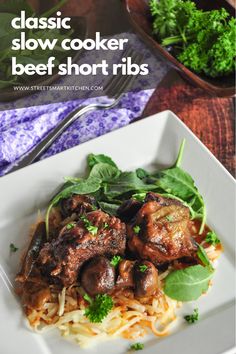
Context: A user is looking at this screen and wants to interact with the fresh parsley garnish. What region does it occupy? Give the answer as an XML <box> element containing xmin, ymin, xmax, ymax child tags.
<box><xmin>80</xmin><ymin>216</ymin><xmax>98</xmax><ymax>236</ymax></box>
<box><xmin>139</xmin><ymin>264</ymin><xmax>148</xmax><ymax>272</ymax></box>
<box><xmin>205</xmin><ymin>231</ymin><xmax>220</xmax><ymax>246</ymax></box>
<box><xmin>166</xmin><ymin>215</ymin><xmax>173</xmax><ymax>222</ymax></box>
<box><xmin>184</xmin><ymin>308</ymin><xmax>199</xmax><ymax>324</ymax></box>
<box><xmin>10</xmin><ymin>243</ymin><xmax>18</xmax><ymax>253</ymax></box>
<box><xmin>129</xmin><ymin>342</ymin><xmax>144</xmax><ymax>351</ymax></box>
<box><xmin>104</xmin><ymin>222</ymin><xmax>109</xmax><ymax>229</ymax></box>
<box><xmin>84</xmin><ymin>294</ymin><xmax>113</xmax><ymax>323</ymax></box>
<box><xmin>110</xmin><ymin>255</ymin><xmax>122</xmax><ymax>267</ymax></box>
<box><xmin>133</xmin><ymin>225</ymin><xmax>141</xmax><ymax>234</ymax></box>
<box><xmin>150</xmin><ymin>0</ymin><xmax>236</xmax><ymax>78</ymax></box>
<box><xmin>66</xmin><ymin>222</ymin><xmax>75</xmax><ymax>230</ymax></box>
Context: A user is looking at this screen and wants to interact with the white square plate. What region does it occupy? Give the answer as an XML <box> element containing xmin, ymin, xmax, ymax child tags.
<box><xmin>0</xmin><ymin>110</ymin><xmax>235</xmax><ymax>354</ymax></box>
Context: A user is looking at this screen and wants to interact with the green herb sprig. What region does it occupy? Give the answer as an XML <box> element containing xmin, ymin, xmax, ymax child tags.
<box><xmin>84</xmin><ymin>294</ymin><xmax>113</xmax><ymax>323</ymax></box>
<box><xmin>139</xmin><ymin>264</ymin><xmax>148</xmax><ymax>272</ymax></box>
<box><xmin>184</xmin><ymin>308</ymin><xmax>199</xmax><ymax>324</ymax></box>
<box><xmin>80</xmin><ymin>215</ymin><xmax>98</xmax><ymax>236</ymax></box>
<box><xmin>205</xmin><ymin>231</ymin><xmax>220</xmax><ymax>246</ymax></box>
<box><xmin>149</xmin><ymin>0</ymin><xmax>236</xmax><ymax>78</ymax></box>
<box><xmin>129</xmin><ymin>342</ymin><xmax>144</xmax><ymax>351</ymax></box>
<box><xmin>110</xmin><ymin>255</ymin><xmax>122</xmax><ymax>267</ymax></box>
<box><xmin>10</xmin><ymin>243</ymin><xmax>18</xmax><ymax>252</ymax></box>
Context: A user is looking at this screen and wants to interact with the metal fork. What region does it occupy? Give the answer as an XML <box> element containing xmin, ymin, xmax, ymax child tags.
<box><xmin>8</xmin><ymin>48</ymin><xmax>143</xmax><ymax>173</ymax></box>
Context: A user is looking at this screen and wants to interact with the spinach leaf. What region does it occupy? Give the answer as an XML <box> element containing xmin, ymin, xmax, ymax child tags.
<box><xmin>98</xmin><ymin>201</ymin><xmax>120</xmax><ymax>216</ymax></box>
<box><xmin>174</xmin><ymin>139</ymin><xmax>186</xmax><ymax>168</ymax></box>
<box><xmin>197</xmin><ymin>244</ymin><xmax>214</xmax><ymax>271</ymax></box>
<box><xmin>87</xmin><ymin>153</ymin><xmax>118</xmax><ymax>170</ymax></box>
<box><xmin>136</xmin><ymin>168</ymin><xmax>149</xmax><ymax>179</ymax></box>
<box><xmin>154</xmin><ymin>167</ymin><xmax>206</xmax><ymax>233</ymax></box>
<box><xmin>104</xmin><ymin>171</ymin><xmax>158</xmax><ymax>198</ymax></box>
<box><xmin>89</xmin><ymin>163</ymin><xmax>120</xmax><ymax>181</ymax></box>
<box><xmin>164</xmin><ymin>264</ymin><xmax>214</xmax><ymax>301</ymax></box>
<box><xmin>45</xmin><ymin>176</ymin><xmax>101</xmax><ymax>236</ymax></box>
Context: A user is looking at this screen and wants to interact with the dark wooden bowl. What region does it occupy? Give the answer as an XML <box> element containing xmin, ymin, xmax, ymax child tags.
<box><xmin>123</xmin><ymin>0</ymin><xmax>235</xmax><ymax>97</ymax></box>
<box><xmin>0</xmin><ymin>1</ymin><xmax>88</xmax><ymax>102</ymax></box>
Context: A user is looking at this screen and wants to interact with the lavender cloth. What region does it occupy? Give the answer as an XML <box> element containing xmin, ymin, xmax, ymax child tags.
<box><xmin>0</xmin><ymin>33</ymin><xmax>169</xmax><ymax>176</ymax></box>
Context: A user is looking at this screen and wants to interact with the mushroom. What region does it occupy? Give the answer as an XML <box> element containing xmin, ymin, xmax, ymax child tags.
<box><xmin>81</xmin><ymin>256</ymin><xmax>115</xmax><ymax>296</ymax></box>
<box><xmin>133</xmin><ymin>260</ymin><xmax>158</xmax><ymax>297</ymax></box>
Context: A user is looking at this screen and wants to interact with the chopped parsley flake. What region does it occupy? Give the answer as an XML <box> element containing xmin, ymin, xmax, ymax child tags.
<box><xmin>110</xmin><ymin>255</ymin><xmax>122</xmax><ymax>267</ymax></box>
<box><xmin>80</xmin><ymin>215</ymin><xmax>98</xmax><ymax>236</ymax></box>
<box><xmin>66</xmin><ymin>222</ymin><xmax>75</xmax><ymax>230</ymax></box>
<box><xmin>139</xmin><ymin>264</ymin><xmax>148</xmax><ymax>272</ymax></box>
<box><xmin>104</xmin><ymin>222</ymin><xmax>109</xmax><ymax>229</ymax></box>
<box><xmin>84</xmin><ymin>294</ymin><xmax>113</xmax><ymax>323</ymax></box>
<box><xmin>130</xmin><ymin>342</ymin><xmax>144</xmax><ymax>351</ymax></box>
<box><xmin>184</xmin><ymin>308</ymin><xmax>199</xmax><ymax>324</ymax></box>
<box><xmin>10</xmin><ymin>243</ymin><xmax>18</xmax><ymax>253</ymax></box>
<box><xmin>133</xmin><ymin>225</ymin><xmax>141</xmax><ymax>234</ymax></box>
<box><xmin>205</xmin><ymin>231</ymin><xmax>220</xmax><ymax>246</ymax></box>
<box><xmin>166</xmin><ymin>215</ymin><xmax>174</xmax><ymax>222</ymax></box>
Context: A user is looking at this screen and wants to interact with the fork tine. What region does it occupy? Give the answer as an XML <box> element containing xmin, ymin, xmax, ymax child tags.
<box><xmin>103</xmin><ymin>47</ymin><xmax>134</xmax><ymax>94</ymax></box>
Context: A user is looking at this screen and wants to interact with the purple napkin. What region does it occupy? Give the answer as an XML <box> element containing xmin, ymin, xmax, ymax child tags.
<box><xmin>0</xmin><ymin>33</ymin><xmax>169</xmax><ymax>176</ymax></box>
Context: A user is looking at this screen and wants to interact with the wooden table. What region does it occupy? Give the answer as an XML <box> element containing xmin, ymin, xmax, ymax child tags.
<box><xmin>50</xmin><ymin>0</ymin><xmax>236</xmax><ymax>176</ymax></box>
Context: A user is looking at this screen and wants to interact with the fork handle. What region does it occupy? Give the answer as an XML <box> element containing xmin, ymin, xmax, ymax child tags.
<box><xmin>9</xmin><ymin>103</ymin><xmax>100</xmax><ymax>173</ymax></box>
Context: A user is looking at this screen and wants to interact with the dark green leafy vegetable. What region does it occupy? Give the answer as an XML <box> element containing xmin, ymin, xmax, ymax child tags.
<box><xmin>164</xmin><ymin>265</ymin><xmax>214</xmax><ymax>301</ymax></box>
<box><xmin>184</xmin><ymin>308</ymin><xmax>199</xmax><ymax>323</ymax></box>
<box><xmin>197</xmin><ymin>244</ymin><xmax>214</xmax><ymax>271</ymax></box>
<box><xmin>104</xmin><ymin>171</ymin><xmax>158</xmax><ymax>198</ymax></box>
<box><xmin>129</xmin><ymin>342</ymin><xmax>144</xmax><ymax>351</ymax></box>
<box><xmin>89</xmin><ymin>162</ymin><xmax>120</xmax><ymax>181</ymax></box>
<box><xmin>10</xmin><ymin>243</ymin><xmax>18</xmax><ymax>252</ymax></box>
<box><xmin>98</xmin><ymin>201</ymin><xmax>120</xmax><ymax>216</ymax></box>
<box><xmin>205</xmin><ymin>231</ymin><xmax>220</xmax><ymax>246</ymax></box>
<box><xmin>87</xmin><ymin>153</ymin><xmax>118</xmax><ymax>169</ymax></box>
<box><xmin>84</xmin><ymin>294</ymin><xmax>113</xmax><ymax>323</ymax></box>
<box><xmin>153</xmin><ymin>166</ymin><xmax>206</xmax><ymax>233</ymax></box>
<box><xmin>149</xmin><ymin>0</ymin><xmax>236</xmax><ymax>78</ymax></box>
<box><xmin>110</xmin><ymin>255</ymin><xmax>122</xmax><ymax>267</ymax></box>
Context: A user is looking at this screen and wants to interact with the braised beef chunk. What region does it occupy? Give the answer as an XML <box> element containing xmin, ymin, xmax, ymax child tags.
<box><xmin>60</xmin><ymin>194</ymin><xmax>97</xmax><ymax>218</ymax></box>
<box><xmin>81</xmin><ymin>256</ymin><xmax>115</xmax><ymax>296</ymax></box>
<box><xmin>128</xmin><ymin>193</ymin><xmax>197</xmax><ymax>265</ymax></box>
<box><xmin>38</xmin><ymin>210</ymin><xmax>126</xmax><ymax>286</ymax></box>
<box><xmin>117</xmin><ymin>199</ymin><xmax>142</xmax><ymax>222</ymax></box>
<box><xmin>133</xmin><ymin>260</ymin><xmax>158</xmax><ymax>297</ymax></box>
